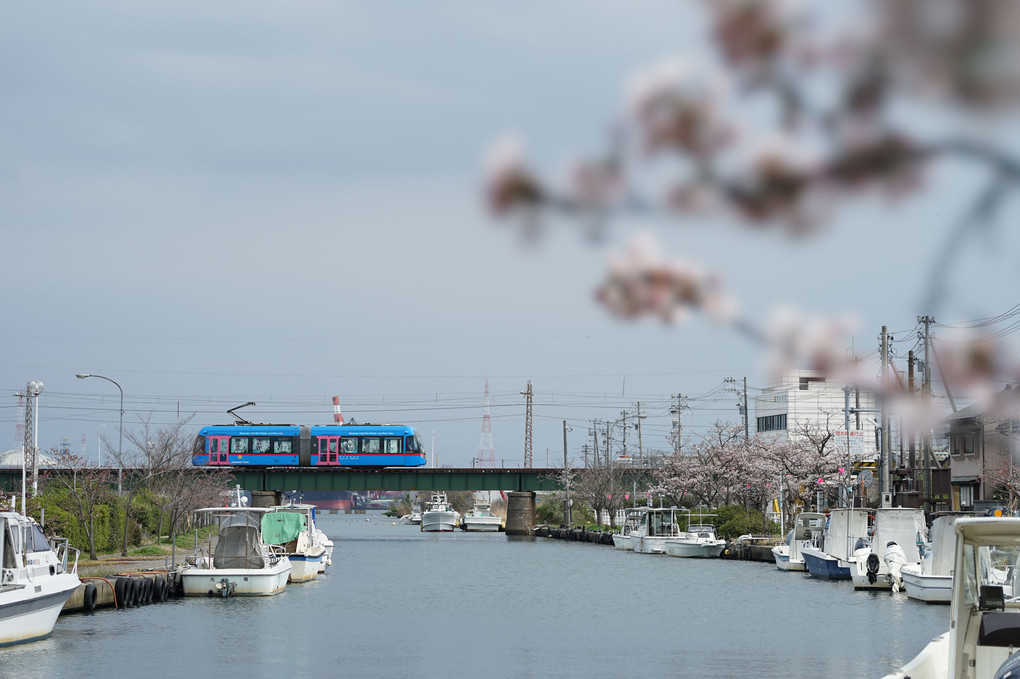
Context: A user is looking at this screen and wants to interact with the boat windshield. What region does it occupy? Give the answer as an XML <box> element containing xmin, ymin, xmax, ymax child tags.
<box><xmin>961</xmin><ymin>541</ymin><xmax>1020</xmax><ymax>609</ymax></box>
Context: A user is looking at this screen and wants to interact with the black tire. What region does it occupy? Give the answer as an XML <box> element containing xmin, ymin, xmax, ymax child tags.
<box><xmin>157</xmin><ymin>579</ymin><xmax>169</xmax><ymax>602</ymax></box>
<box><xmin>83</xmin><ymin>583</ymin><xmax>98</xmax><ymax>611</ymax></box>
<box><xmin>142</xmin><ymin>578</ymin><xmax>152</xmax><ymax>604</ymax></box>
<box><xmin>114</xmin><ymin>577</ymin><xmax>130</xmax><ymax>609</ymax></box>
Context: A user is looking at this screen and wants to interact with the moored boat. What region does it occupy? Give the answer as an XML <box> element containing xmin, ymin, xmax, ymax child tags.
<box><xmin>801</xmin><ymin>507</ymin><xmax>870</xmax><ymax>580</ymax></box>
<box><xmin>631</xmin><ymin>507</ymin><xmax>683</xmax><ymax>554</ymax></box>
<box><xmin>612</xmin><ymin>508</ymin><xmax>647</xmax><ymax>550</ymax></box>
<box><xmin>900</xmin><ymin>515</ymin><xmax>959</xmax><ymax>604</ymax></box>
<box><xmin>0</xmin><ymin>511</ymin><xmax>80</xmax><ymax>646</ymax></box>
<box><xmin>848</xmin><ymin>507</ymin><xmax>926</xmax><ymax>591</ymax></box>
<box><xmin>421</xmin><ymin>493</ymin><xmax>459</xmax><ymax>532</ymax></box>
<box><xmin>460</xmin><ymin>497</ymin><xmax>503</xmax><ymax>532</ymax></box>
<box><xmin>664</xmin><ymin>520</ymin><xmax>726</xmax><ymax>558</ymax></box>
<box><xmin>772</xmin><ymin>512</ymin><xmax>825</xmax><ymax>572</ymax></box>
<box><xmin>266</xmin><ymin>504</ymin><xmax>327</xmax><ymax>583</ymax></box>
<box><xmin>181</xmin><ymin>507</ymin><xmax>292</xmax><ymax>596</ymax></box>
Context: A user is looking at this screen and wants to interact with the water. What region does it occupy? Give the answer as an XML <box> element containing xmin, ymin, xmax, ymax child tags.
<box><xmin>9</xmin><ymin>513</ymin><xmax>948</xmax><ymax>679</ymax></box>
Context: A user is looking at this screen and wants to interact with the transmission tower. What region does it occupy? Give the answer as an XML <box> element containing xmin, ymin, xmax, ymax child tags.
<box><xmin>522</xmin><ymin>380</ymin><xmax>533</xmax><ymax>468</ymax></box>
<box><xmin>477</xmin><ymin>379</ymin><xmax>496</xmax><ymax>467</ymax></box>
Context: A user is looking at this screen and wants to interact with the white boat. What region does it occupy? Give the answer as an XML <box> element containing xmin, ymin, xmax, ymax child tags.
<box><xmin>612</xmin><ymin>508</ymin><xmax>647</xmax><ymax>550</ymax></box>
<box><xmin>848</xmin><ymin>507</ymin><xmax>926</xmax><ymax>591</ymax></box>
<box><xmin>460</xmin><ymin>498</ymin><xmax>503</xmax><ymax>532</ymax></box>
<box><xmin>266</xmin><ymin>504</ymin><xmax>328</xmax><ymax>583</ymax></box>
<box><xmin>772</xmin><ymin>512</ymin><xmax>826</xmax><ymax>572</ymax></box>
<box><xmin>882</xmin><ymin>517</ymin><xmax>1020</xmax><ymax>679</ymax></box>
<box><xmin>0</xmin><ymin>511</ymin><xmax>80</xmax><ymax>646</ymax></box>
<box><xmin>315</xmin><ymin>527</ymin><xmax>334</xmax><ymax>573</ymax></box>
<box><xmin>664</xmin><ymin>520</ymin><xmax>726</xmax><ymax>558</ymax></box>
<box><xmin>421</xmin><ymin>493</ymin><xmax>459</xmax><ymax>532</ymax></box>
<box><xmin>181</xmin><ymin>507</ymin><xmax>292</xmax><ymax>596</ymax></box>
<box><xmin>900</xmin><ymin>515</ymin><xmax>958</xmax><ymax>604</ymax></box>
<box><xmin>631</xmin><ymin>507</ymin><xmax>683</xmax><ymax>554</ymax></box>
<box><xmin>801</xmin><ymin>507</ymin><xmax>870</xmax><ymax>580</ymax></box>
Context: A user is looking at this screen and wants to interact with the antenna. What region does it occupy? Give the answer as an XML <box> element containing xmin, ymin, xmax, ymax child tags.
<box><xmin>227</xmin><ymin>402</ymin><xmax>256</xmax><ymax>425</ymax></box>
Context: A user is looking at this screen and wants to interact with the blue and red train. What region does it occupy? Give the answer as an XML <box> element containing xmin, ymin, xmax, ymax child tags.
<box><xmin>191</xmin><ymin>423</ymin><xmax>427</xmax><ymax>468</ymax></box>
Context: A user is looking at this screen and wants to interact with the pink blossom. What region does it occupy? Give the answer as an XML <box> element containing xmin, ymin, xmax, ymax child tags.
<box><xmin>595</xmin><ymin>233</ymin><xmax>737</xmax><ymax>324</ymax></box>
<box><xmin>625</xmin><ymin>58</ymin><xmax>735</xmax><ymax>157</ymax></box>
<box><xmin>482</xmin><ymin>135</ymin><xmax>544</xmax><ymax>215</ymax></box>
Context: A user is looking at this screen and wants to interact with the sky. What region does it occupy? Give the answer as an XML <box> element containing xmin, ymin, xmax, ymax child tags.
<box><xmin>3</xmin><ymin>2</ymin><xmax>1018</xmax><ymax>469</ymax></box>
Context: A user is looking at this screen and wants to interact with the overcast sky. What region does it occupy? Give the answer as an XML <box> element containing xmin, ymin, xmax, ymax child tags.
<box><xmin>3</xmin><ymin>2</ymin><xmax>1018</xmax><ymax>468</ymax></box>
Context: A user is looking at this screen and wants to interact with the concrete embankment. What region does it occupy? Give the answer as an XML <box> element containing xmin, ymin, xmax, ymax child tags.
<box><xmin>62</xmin><ymin>570</ymin><xmax>180</xmax><ymax>614</ymax></box>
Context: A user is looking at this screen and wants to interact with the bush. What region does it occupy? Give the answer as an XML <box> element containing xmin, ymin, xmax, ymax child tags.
<box><xmin>713</xmin><ymin>505</ymin><xmax>776</xmax><ymax>541</ymax></box>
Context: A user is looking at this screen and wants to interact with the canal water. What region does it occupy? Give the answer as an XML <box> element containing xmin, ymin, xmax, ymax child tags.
<box><xmin>11</xmin><ymin>512</ymin><xmax>947</xmax><ymax>679</ymax></box>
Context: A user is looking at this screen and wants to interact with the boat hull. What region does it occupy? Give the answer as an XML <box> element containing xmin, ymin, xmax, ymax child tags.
<box><xmin>664</xmin><ymin>541</ymin><xmax>725</xmax><ymax>558</ymax></box>
<box><xmin>0</xmin><ymin>572</ymin><xmax>80</xmax><ymax>646</ymax></box>
<box><xmin>801</xmin><ymin>548</ymin><xmax>851</xmax><ymax>580</ymax></box>
<box><xmin>612</xmin><ymin>534</ymin><xmax>633</xmax><ymax>550</ymax></box>
<box><xmin>771</xmin><ymin>545</ymin><xmax>806</xmax><ymax>571</ymax></box>
<box><xmin>900</xmin><ymin>564</ymin><xmax>952</xmax><ymax>604</ymax></box>
<box><xmin>461</xmin><ymin>518</ymin><xmax>501</xmax><ymax>531</ymax></box>
<box><xmin>288</xmin><ymin>553</ymin><xmax>325</xmax><ymax>583</ymax></box>
<box><xmin>632</xmin><ymin>535</ymin><xmax>670</xmax><ymax>554</ymax></box>
<box><xmin>422</xmin><ymin>510</ymin><xmax>458</xmax><ymax>532</ymax></box>
<box><xmin>181</xmin><ymin>560</ymin><xmax>292</xmax><ymax>596</ymax></box>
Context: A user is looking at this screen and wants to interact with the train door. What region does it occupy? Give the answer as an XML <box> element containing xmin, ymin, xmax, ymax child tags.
<box><xmin>317</xmin><ymin>437</ymin><xmax>340</xmax><ymax>466</ymax></box>
<box><xmin>208</xmin><ymin>436</ymin><xmax>230</xmax><ymax>465</ymax></box>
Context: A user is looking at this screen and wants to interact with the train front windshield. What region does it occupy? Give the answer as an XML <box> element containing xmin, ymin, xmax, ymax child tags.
<box><xmin>407</xmin><ymin>434</ymin><xmax>425</xmax><ymax>455</ymax></box>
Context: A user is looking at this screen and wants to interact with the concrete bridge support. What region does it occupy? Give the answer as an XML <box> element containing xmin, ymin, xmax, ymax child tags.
<box><xmin>250</xmin><ymin>490</ymin><xmax>281</xmax><ymax>507</ymax></box>
<box><xmin>504</xmin><ymin>491</ymin><xmax>536</xmax><ymax>536</ymax></box>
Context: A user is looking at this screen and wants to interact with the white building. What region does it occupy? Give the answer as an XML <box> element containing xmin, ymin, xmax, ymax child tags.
<box><xmin>753</xmin><ymin>370</ymin><xmax>877</xmax><ymax>457</ymax></box>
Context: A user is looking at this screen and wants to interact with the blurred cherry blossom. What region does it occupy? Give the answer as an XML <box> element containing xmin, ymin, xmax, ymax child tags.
<box><xmin>595</xmin><ymin>233</ymin><xmax>737</xmax><ymax>324</ymax></box>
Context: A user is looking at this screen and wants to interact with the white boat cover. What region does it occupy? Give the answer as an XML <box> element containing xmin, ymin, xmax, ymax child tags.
<box><xmin>872</xmin><ymin>508</ymin><xmax>927</xmax><ymax>562</ymax></box>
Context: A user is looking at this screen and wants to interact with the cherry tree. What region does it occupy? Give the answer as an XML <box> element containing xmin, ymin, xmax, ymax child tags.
<box><xmin>483</xmin><ymin>0</ymin><xmax>1020</xmax><ymax>408</ymax></box>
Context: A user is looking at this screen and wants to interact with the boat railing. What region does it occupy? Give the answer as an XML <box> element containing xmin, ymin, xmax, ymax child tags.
<box><xmin>266</xmin><ymin>543</ymin><xmax>289</xmax><ymax>566</ymax></box>
<box><xmin>52</xmin><ymin>536</ymin><xmax>80</xmax><ymax>575</ymax></box>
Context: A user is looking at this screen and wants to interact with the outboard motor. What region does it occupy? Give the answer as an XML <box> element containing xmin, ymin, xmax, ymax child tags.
<box><xmin>866</xmin><ymin>552</ymin><xmax>881</xmax><ymax>584</ymax></box>
<box><xmin>884</xmin><ymin>541</ymin><xmax>908</xmax><ymax>592</ymax></box>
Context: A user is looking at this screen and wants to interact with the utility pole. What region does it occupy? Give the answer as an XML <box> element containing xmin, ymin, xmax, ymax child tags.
<box><xmin>919</xmin><ymin>315</ymin><xmax>935</xmax><ymax>512</ymax></box>
<box><xmin>591</xmin><ymin>424</ymin><xmax>600</xmax><ymax>468</ymax></box>
<box><xmin>636</xmin><ymin>401</ymin><xmax>644</xmax><ymax>466</ymax></box>
<box><xmin>881</xmin><ymin>326</ymin><xmax>892</xmax><ymax>507</ymax></box>
<box><xmin>621</xmin><ymin>410</ymin><xmax>628</xmax><ymax>460</ymax></box>
<box><xmin>563</xmin><ymin>420</ymin><xmax>572</xmax><ymax>525</ymax></box>
<box><xmin>743</xmin><ymin>377</ymin><xmax>750</xmax><ymax>440</ymax></box>
<box><xmin>908</xmin><ymin>351</ymin><xmax>917</xmax><ymax>481</ymax></box>
<box><xmin>671</xmin><ymin>394</ymin><xmax>685</xmax><ymax>455</ymax></box>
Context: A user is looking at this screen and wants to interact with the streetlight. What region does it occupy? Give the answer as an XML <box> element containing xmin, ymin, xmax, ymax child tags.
<box><xmin>76</xmin><ymin>373</ymin><xmax>123</xmax><ymax>493</ymax></box>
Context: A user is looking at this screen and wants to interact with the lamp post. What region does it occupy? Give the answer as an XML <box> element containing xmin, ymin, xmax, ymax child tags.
<box><xmin>76</xmin><ymin>373</ymin><xmax>123</xmax><ymax>494</ymax></box>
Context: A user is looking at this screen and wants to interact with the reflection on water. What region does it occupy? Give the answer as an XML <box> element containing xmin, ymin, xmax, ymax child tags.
<box><xmin>15</xmin><ymin>512</ymin><xmax>948</xmax><ymax>679</ymax></box>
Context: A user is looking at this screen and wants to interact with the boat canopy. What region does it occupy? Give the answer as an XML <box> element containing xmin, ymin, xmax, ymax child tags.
<box><xmin>213</xmin><ymin>513</ymin><xmax>267</xmax><ymax>569</ymax></box>
<box><xmin>261</xmin><ymin>512</ymin><xmax>307</xmax><ymax>546</ymax></box>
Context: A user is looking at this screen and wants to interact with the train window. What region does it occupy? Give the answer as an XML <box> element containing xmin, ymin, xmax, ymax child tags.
<box><xmin>253</xmin><ymin>437</ymin><xmax>271</xmax><ymax>454</ymax></box>
<box><xmin>384</xmin><ymin>438</ymin><xmax>401</xmax><ymax>454</ymax></box>
<box><xmin>275</xmin><ymin>439</ymin><xmax>293</xmax><ymax>454</ymax></box>
<box><xmin>193</xmin><ymin>436</ymin><xmax>206</xmax><ymax>456</ymax></box>
<box><xmin>406</xmin><ymin>436</ymin><xmax>419</xmax><ymax>453</ymax></box>
<box><xmin>231</xmin><ymin>438</ymin><xmax>249</xmax><ymax>454</ymax></box>
<box><xmin>329</xmin><ymin>439</ymin><xmax>339</xmax><ymax>454</ymax></box>
<box><xmin>361</xmin><ymin>437</ymin><xmax>381</xmax><ymax>454</ymax></box>
<box><xmin>341</xmin><ymin>438</ymin><xmax>356</xmax><ymax>454</ymax></box>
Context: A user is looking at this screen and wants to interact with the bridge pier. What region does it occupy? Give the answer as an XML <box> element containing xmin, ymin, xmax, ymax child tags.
<box><xmin>504</xmin><ymin>491</ymin><xmax>535</xmax><ymax>536</ymax></box>
<box><xmin>250</xmin><ymin>490</ymin><xmax>281</xmax><ymax>507</ymax></box>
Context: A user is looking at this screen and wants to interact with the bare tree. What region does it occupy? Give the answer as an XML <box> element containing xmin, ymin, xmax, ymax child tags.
<box><xmin>559</xmin><ymin>459</ymin><xmax>633</xmax><ymax>528</ymax></box>
<box><xmin>47</xmin><ymin>448</ymin><xmax>117</xmax><ymax>559</ymax></box>
<box><xmin>107</xmin><ymin>414</ymin><xmax>197</xmax><ymax>556</ymax></box>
